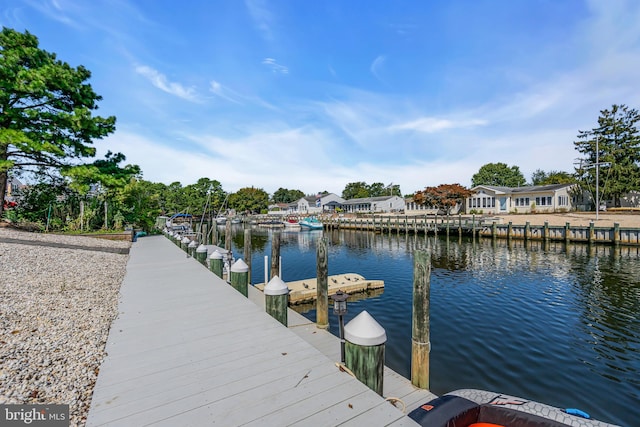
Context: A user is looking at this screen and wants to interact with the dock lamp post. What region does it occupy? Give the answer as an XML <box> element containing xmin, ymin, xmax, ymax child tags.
<box><xmin>331</xmin><ymin>290</ymin><xmax>349</xmax><ymax>363</ymax></box>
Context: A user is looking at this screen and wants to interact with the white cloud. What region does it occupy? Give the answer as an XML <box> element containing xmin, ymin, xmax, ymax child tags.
<box><xmin>209</xmin><ymin>80</ymin><xmax>243</xmax><ymax>105</ymax></box>
<box><xmin>370</xmin><ymin>55</ymin><xmax>386</xmax><ymax>82</ymax></box>
<box><xmin>245</xmin><ymin>0</ymin><xmax>275</xmax><ymax>42</ymax></box>
<box><xmin>391</xmin><ymin>117</ymin><xmax>488</xmax><ymax>133</ymax></box>
<box><xmin>135</xmin><ymin>65</ymin><xmax>200</xmax><ymax>102</ymax></box>
<box><xmin>262</xmin><ymin>58</ymin><xmax>289</xmax><ymax>74</ymax></box>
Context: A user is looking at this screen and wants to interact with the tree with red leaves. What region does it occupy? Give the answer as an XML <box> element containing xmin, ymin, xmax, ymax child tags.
<box><xmin>414</xmin><ymin>183</ymin><xmax>472</xmax><ymax>214</ymax></box>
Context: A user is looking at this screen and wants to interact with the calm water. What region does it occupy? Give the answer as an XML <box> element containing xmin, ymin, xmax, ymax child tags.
<box><xmin>226</xmin><ymin>226</ymin><xmax>640</xmax><ymax>426</ymax></box>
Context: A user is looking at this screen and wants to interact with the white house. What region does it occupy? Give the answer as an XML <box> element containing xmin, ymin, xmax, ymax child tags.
<box><xmin>341</xmin><ymin>196</ymin><xmax>405</xmax><ymax>213</ymax></box>
<box><xmin>467</xmin><ymin>184</ymin><xmax>575</xmax><ymax>214</ymax></box>
<box><xmin>294</xmin><ymin>193</ymin><xmax>345</xmax><ymax>214</ymax></box>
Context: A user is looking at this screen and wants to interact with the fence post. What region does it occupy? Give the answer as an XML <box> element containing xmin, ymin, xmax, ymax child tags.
<box><xmin>411</xmin><ymin>250</ymin><xmax>430</xmax><ymax>389</ymax></box>
<box><xmin>344</xmin><ymin>311</ymin><xmax>386</xmax><ymax>396</ymax></box>
<box><xmin>264</xmin><ymin>276</ymin><xmax>289</xmax><ymax>326</ymax></box>
<box><xmin>230</xmin><ymin>259</ymin><xmax>249</xmax><ymax>297</ymax></box>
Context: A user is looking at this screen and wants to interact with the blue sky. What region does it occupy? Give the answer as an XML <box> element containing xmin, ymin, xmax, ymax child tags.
<box><xmin>2</xmin><ymin>0</ymin><xmax>640</xmax><ymax>196</ymax></box>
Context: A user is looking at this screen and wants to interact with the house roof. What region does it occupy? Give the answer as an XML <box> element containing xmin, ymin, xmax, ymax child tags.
<box><xmin>472</xmin><ymin>184</ymin><xmax>573</xmax><ymax>194</ymax></box>
<box><xmin>341</xmin><ymin>196</ymin><xmax>398</xmax><ymax>205</ymax></box>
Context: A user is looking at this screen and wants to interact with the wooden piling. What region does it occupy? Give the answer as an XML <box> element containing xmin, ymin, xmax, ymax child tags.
<box><xmin>411</xmin><ymin>250</ymin><xmax>431</xmax><ymax>389</ymax></box>
<box><xmin>196</xmin><ymin>244</ymin><xmax>208</xmax><ymax>266</ymax></box>
<box><xmin>202</xmin><ymin>223</ymin><xmax>209</xmax><ymax>245</ymax></box>
<box><xmin>225</xmin><ymin>219</ymin><xmax>232</xmax><ymax>252</ymax></box>
<box><xmin>344</xmin><ymin>311</ymin><xmax>386</xmax><ymax>396</ymax></box>
<box><xmin>316</xmin><ymin>237</ymin><xmax>329</xmax><ymax>329</ymax></box>
<box><xmin>211</xmin><ymin>223</ymin><xmax>218</xmax><ymax>246</ymax></box>
<box><xmin>525</xmin><ymin>221</ymin><xmax>530</xmax><ymax>241</ymax></box>
<box><xmin>244</xmin><ymin>229</ymin><xmax>252</xmax><ymax>284</ymax></box>
<box><xmin>270</xmin><ymin>231</ymin><xmax>281</xmax><ymax>281</ymax></box>
<box><xmin>565</xmin><ymin>222</ymin><xmax>571</xmax><ymax>245</ymax></box>
<box><xmin>544</xmin><ymin>221</ymin><xmax>550</xmax><ymax>242</ymax></box>
<box><xmin>188</xmin><ymin>240</ymin><xmax>198</xmax><ymax>257</ymax></box>
<box><xmin>614</xmin><ymin>223</ymin><xmax>620</xmax><ymax>246</ymax></box>
<box><xmin>230</xmin><ymin>259</ymin><xmax>249</xmax><ymax>297</ymax></box>
<box><xmin>181</xmin><ymin>236</ymin><xmax>190</xmax><ymax>252</ymax></box>
<box><xmin>210</xmin><ymin>250</ymin><xmax>224</xmax><ymax>278</ymax></box>
<box><xmin>265</xmin><ymin>276</ymin><xmax>289</xmax><ymax>326</ymax></box>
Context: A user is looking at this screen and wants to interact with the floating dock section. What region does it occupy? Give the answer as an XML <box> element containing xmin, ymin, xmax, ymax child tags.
<box><xmin>256</xmin><ymin>273</ymin><xmax>384</xmax><ymax>304</ymax></box>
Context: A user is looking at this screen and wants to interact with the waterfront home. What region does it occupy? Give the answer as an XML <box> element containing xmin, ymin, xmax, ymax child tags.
<box><xmin>294</xmin><ymin>193</ymin><xmax>345</xmax><ymax>214</ymax></box>
<box><xmin>340</xmin><ymin>195</ymin><xmax>405</xmax><ymax>213</ymax></box>
<box><xmin>405</xmin><ymin>197</ymin><xmax>437</xmax><ymax>215</ymax></box>
<box><xmin>467</xmin><ymin>184</ymin><xmax>575</xmax><ymax>214</ymax></box>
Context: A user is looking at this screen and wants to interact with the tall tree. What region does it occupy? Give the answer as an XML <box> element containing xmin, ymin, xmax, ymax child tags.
<box><xmin>0</xmin><ymin>27</ymin><xmax>116</xmax><ymax>216</ymax></box>
<box><xmin>272</xmin><ymin>187</ymin><xmax>305</xmax><ymax>204</ymax></box>
<box><xmin>414</xmin><ymin>183</ymin><xmax>472</xmax><ymax>214</ymax></box>
<box><xmin>471</xmin><ymin>162</ymin><xmax>526</xmax><ymax>187</ymax></box>
<box><xmin>574</xmin><ymin>104</ymin><xmax>640</xmax><ymax>207</ymax></box>
<box><xmin>183</xmin><ymin>178</ymin><xmax>226</xmax><ymax>216</ymax></box>
<box><xmin>342</xmin><ymin>181</ymin><xmax>369</xmax><ymax>199</ymax></box>
<box><xmin>531</xmin><ymin>169</ymin><xmax>576</xmax><ymax>185</ymax></box>
<box><xmin>228</xmin><ymin>187</ymin><xmax>269</xmax><ymax>214</ymax></box>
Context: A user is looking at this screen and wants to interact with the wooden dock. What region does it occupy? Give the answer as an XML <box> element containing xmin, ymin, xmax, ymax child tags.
<box><xmin>322</xmin><ymin>215</ymin><xmax>640</xmax><ymax>246</ymax></box>
<box><xmin>87</xmin><ymin>235</ymin><xmax>435</xmax><ymax>426</ymax></box>
<box><xmin>255</xmin><ymin>273</ymin><xmax>384</xmax><ymax>304</ymax></box>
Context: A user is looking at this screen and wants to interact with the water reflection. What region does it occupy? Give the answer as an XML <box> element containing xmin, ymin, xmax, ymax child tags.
<box><xmin>230</xmin><ymin>226</ymin><xmax>639</xmax><ymax>426</ymax></box>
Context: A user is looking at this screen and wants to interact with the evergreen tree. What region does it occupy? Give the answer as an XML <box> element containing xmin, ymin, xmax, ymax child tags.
<box><xmin>574</xmin><ymin>104</ymin><xmax>640</xmax><ymax>207</ymax></box>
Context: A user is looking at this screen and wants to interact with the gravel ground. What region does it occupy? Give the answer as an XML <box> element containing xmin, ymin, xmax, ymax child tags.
<box><xmin>0</xmin><ymin>229</ymin><xmax>130</xmax><ymax>427</ymax></box>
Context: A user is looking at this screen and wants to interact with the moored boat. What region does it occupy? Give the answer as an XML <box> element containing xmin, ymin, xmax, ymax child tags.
<box><xmin>409</xmin><ymin>389</ymin><xmax>618</xmax><ymax>427</ymax></box>
<box><xmin>299</xmin><ymin>217</ymin><xmax>323</xmax><ymax>230</ymax></box>
<box><xmin>283</xmin><ymin>216</ymin><xmax>301</xmax><ymax>228</ymax></box>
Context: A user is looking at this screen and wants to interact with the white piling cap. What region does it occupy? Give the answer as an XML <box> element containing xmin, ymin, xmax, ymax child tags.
<box><xmin>174</xmin><ymin>233</ymin><xmax>181</xmax><ymax>240</ymax></box>
<box><xmin>344</xmin><ymin>311</ymin><xmax>387</xmax><ymax>346</ymax></box>
<box><xmin>181</xmin><ymin>236</ymin><xmax>190</xmax><ymax>244</ymax></box>
<box><xmin>231</xmin><ymin>258</ymin><xmax>249</xmax><ymax>273</ymax></box>
<box><xmin>188</xmin><ymin>240</ymin><xmax>198</xmax><ymax>248</ymax></box>
<box><xmin>196</xmin><ymin>244</ymin><xmax>207</xmax><ymax>253</ymax></box>
<box><xmin>264</xmin><ymin>276</ymin><xmax>289</xmax><ymax>295</ymax></box>
<box><xmin>210</xmin><ymin>250</ymin><xmax>223</xmax><ymax>259</ymax></box>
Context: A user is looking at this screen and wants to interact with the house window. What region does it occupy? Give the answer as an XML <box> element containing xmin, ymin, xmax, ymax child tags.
<box><xmin>558</xmin><ymin>196</ymin><xmax>568</xmax><ymax>206</ymax></box>
<box><xmin>535</xmin><ymin>196</ymin><xmax>552</xmax><ymax>206</ymax></box>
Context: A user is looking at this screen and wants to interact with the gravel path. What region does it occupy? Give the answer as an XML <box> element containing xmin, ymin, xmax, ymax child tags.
<box><xmin>0</xmin><ymin>229</ymin><xmax>130</xmax><ymax>427</ymax></box>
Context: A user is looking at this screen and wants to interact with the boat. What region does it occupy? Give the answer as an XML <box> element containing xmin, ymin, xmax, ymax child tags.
<box><xmin>283</xmin><ymin>216</ymin><xmax>301</xmax><ymax>228</ymax></box>
<box><xmin>299</xmin><ymin>217</ymin><xmax>323</xmax><ymax>230</ymax></box>
<box><xmin>215</xmin><ymin>216</ymin><xmax>227</xmax><ymax>224</ymax></box>
<box><xmin>408</xmin><ymin>389</ymin><xmax>617</xmax><ymax>427</ymax></box>
<box><xmin>231</xmin><ymin>217</ymin><xmax>242</xmax><ymax>224</ymax></box>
